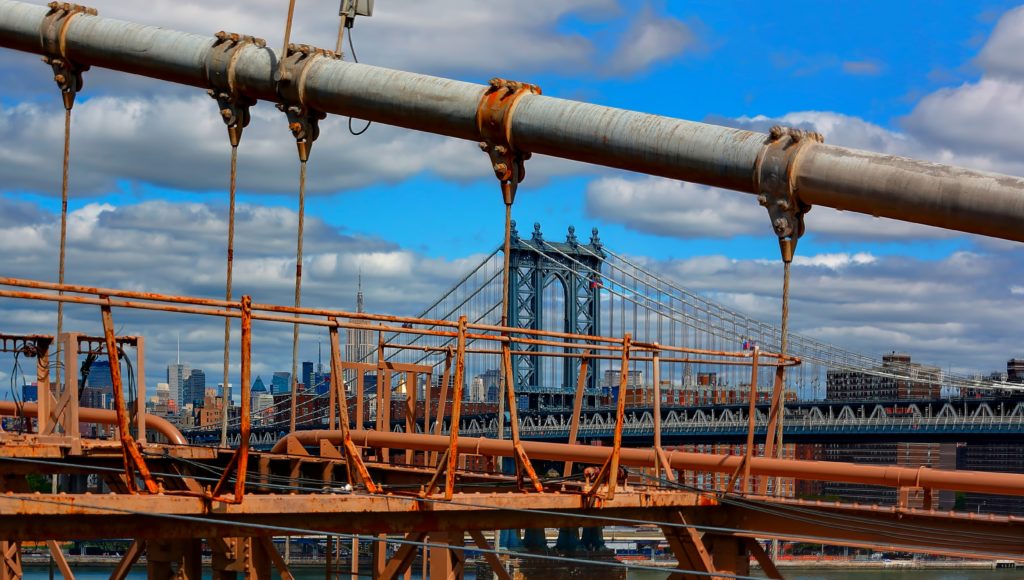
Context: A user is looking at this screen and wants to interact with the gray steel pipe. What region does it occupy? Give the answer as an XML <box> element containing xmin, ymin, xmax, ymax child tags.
<box><xmin>2</xmin><ymin>0</ymin><xmax>1024</xmax><ymax>241</ymax></box>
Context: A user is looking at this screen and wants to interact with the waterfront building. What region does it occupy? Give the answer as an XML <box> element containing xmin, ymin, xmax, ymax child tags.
<box><xmin>822</xmin><ymin>353</ymin><xmax>954</xmax><ymax>509</ymax></box>
<box><xmin>957</xmin><ymin>357</ymin><xmax>1024</xmax><ymax>515</ymax></box>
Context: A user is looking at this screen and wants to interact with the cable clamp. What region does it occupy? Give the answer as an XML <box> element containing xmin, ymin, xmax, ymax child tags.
<box><xmin>276</xmin><ymin>44</ymin><xmax>336</xmax><ymax>161</ymax></box>
<box><xmin>39</xmin><ymin>2</ymin><xmax>97</xmax><ymax>111</ymax></box>
<box><xmin>753</xmin><ymin>125</ymin><xmax>823</xmax><ymax>261</ymax></box>
<box><xmin>206</xmin><ymin>31</ymin><xmax>264</xmax><ymax>147</ymax></box>
<box><xmin>476</xmin><ymin>78</ymin><xmax>541</xmax><ymax>204</ymax></box>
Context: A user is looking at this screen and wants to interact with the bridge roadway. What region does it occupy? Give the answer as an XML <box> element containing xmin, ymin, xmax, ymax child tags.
<box><xmin>187</xmin><ymin>396</ymin><xmax>1024</xmax><ymax>450</ymax></box>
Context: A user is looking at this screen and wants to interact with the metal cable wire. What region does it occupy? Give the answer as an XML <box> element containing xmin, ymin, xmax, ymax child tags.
<box><xmin>220</xmin><ymin>143</ymin><xmax>239</xmax><ymax>446</ymax></box>
<box><xmin>55</xmin><ymin>108</ymin><xmax>72</xmax><ymax>392</ymax></box>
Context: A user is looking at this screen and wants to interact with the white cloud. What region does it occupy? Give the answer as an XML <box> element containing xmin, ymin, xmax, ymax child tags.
<box><xmin>643</xmin><ymin>247</ymin><xmax>1024</xmax><ymax>373</ymax></box>
<box><xmin>0</xmin><ymin>198</ymin><xmax>486</xmax><ymax>386</ymax></box>
<box><xmin>605</xmin><ymin>6</ymin><xmax>696</xmax><ymax>76</ymax></box>
<box><xmin>584</xmin><ymin>176</ymin><xmax>765</xmax><ymax>238</ymax></box>
<box><xmin>789</xmin><ymin>252</ymin><xmax>876</xmax><ymax>269</ymax></box>
<box><xmin>1011</xmin><ymin>285</ymin><xmax>1024</xmax><ymax>295</ymax></box>
<box><xmin>0</xmin><ymin>95</ymin><xmax>494</xmax><ymax>197</ymax></box>
<box><xmin>584</xmin><ymin>172</ymin><xmax>957</xmax><ymax>241</ymax></box>
<box><xmin>975</xmin><ymin>6</ymin><xmax>1024</xmax><ymax>80</ymax></box>
<box><xmin>4</xmin><ymin>0</ymin><xmax>692</xmax><ymax>99</ymax></box>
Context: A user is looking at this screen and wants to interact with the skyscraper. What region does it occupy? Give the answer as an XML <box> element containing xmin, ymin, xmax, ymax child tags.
<box><xmin>270</xmin><ymin>372</ymin><xmax>291</xmax><ymax>395</ymax></box>
<box><xmin>167</xmin><ymin>363</ymin><xmax>190</xmax><ymax>410</ymax></box>
<box><xmin>345</xmin><ymin>272</ymin><xmax>375</xmax><ymax>382</ymax></box>
<box><xmin>183</xmin><ymin>369</ymin><xmax>206</xmax><ymax>407</ymax></box>
<box><xmin>302</xmin><ymin>361</ymin><xmax>315</xmax><ymax>393</ymax></box>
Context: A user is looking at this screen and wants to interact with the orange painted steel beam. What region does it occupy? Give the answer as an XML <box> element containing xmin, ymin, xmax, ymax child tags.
<box><xmin>277</xmin><ymin>428</ymin><xmax>1024</xmax><ymax>498</ymax></box>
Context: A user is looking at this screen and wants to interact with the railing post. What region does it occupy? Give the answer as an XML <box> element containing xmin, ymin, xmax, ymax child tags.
<box><xmin>563</xmin><ymin>351</ymin><xmax>590</xmax><ymax>477</ymax></box>
<box><xmin>444</xmin><ymin>316</ymin><xmax>468</xmax><ymax>499</ymax></box>
<box><xmin>99</xmin><ymin>302</ymin><xmax>157</xmax><ymax>493</ymax></box>
<box><xmin>743</xmin><ymin>347</ymin><xmax>760</xmax><ymax>494</ymax></box>
<box><xmin>34</xmin><ymin>336</ymin><xmax>52</xmax><ymax>435</ymax></box>
<box><xmin>328</xmin><ymin>319</ymin><xmax>378</xmax><ymax>493</ymax></box>
<box><xmin>212</xmin><ymin>295</ymin><xmax>252</xmax><ymax>502</ymax></box>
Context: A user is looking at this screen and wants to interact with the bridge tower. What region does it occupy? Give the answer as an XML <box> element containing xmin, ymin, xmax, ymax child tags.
<box><xmin>507</xmin><ymin>222</ymin><xmax>604</xmax><ymax>407</ymax></box>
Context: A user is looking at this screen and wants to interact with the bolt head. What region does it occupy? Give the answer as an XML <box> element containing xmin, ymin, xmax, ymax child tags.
<box><xmin>478</xmin><ymin>141</ymin><xmax>489</xmax><ymax>151</ymax></box>
<box><xmin>757</xmin><ymin>194</ymin><xmax>768</xmax><ymax>206</ymax></box>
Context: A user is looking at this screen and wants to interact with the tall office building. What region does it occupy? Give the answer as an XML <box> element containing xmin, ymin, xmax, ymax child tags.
<box><xmin>167</xmin><ymin>362</ymin><xmax>190</xmax><ymax>409</ymax></box>
<box><xmin>82</xmin><ymin>360</ymin><xmax>114</xmax><ymax>409</ymax></box>
<box><xmin>270</xmin><ymin>372</ymin><xmax>291</xmax><ymax>395</ymax></box>
<box><xmin>302</xmin><ymin>361</ymin><xmax>315</xmax><ymax>393</ymax></box>
<box><xmin>183</xmin><ymin>369</ymin><xmax>206</xmax><ymax>407</ymax></box>
<box><xmin>85</xmin><ymin>360</ymin><xmax>113</xmax><ymax>391</ymax></box>
<box><xmin>470</xmin><ymin>376</ymin><xmax>485</xmax><ymax>402</ymax></box>
<box><xmin>345</xmin><ymin>274</ymin><xmax>375</xmax><ymax>384</ymax></box>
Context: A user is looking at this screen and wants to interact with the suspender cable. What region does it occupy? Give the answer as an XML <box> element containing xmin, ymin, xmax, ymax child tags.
<box><xmin>207</xmin><ymin>32</ymin><xmax>258</xmax><ymax>445</ymax></box>
<box><xmin>55</xmin><ymin>106</ymin><xmax>71</xmax><ymax>377</ymax></box>
<box><xmin>219</xmin><ymin>144</ymin><xmax>237</xmax><ymax>446</ymax></box>
<box><xmin>289</xmin><ymin>159</ymin><xmax>307</xmax><ymax>433</ymax></box>
<box><xmin>41</xmin><ymin>3</ymin><xmax>94</xmax><ymax>401</ymax></box>
<box><xmin>276</xmin><ymin>45</ymin><xmax>329</xmax><ymax>434</ymax></box>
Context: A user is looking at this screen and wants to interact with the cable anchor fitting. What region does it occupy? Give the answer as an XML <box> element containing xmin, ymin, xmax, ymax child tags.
<box><xmin>40</xmin><ymin>2</ymin><xmax>97</xmax><ymax>111</ymax></box>
<box><xmin>754</xmin><ymin>125</ymin><xmax>823</xmax><ymax>262</ymax></box>
<box><xmin>476</xmin><ymin>77</ymin><xmax>541</xmax><ymax>204</ymax></box>
<box><xmin>205</xmin><ymin>31</ymin><xmax>264</xmax><ymax>147</ymax></box>
<box><xmin>276</xmin><ymin>44</ymin><xmax>336</xmax><ymax>161</ymax></box>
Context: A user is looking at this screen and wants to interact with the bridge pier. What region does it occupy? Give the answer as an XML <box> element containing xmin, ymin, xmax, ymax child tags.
<box><xmin>522</xmin><ymin>528</ymin><xmax>549</xmax><ymax>551</ymax></box>
<box><xmin>579</xmin><ymin>527</ymin><xmax>607</xmax><ymax>551</ymax></box>
<box><xmin>554</xmin><ymin>527</ymin><xmax>582</xmax><ymax>553</ymax></box>
<box><xmin>499</xmin><ymin>529</ymin><xmax>523</xmax><ymax>550</ymax></box>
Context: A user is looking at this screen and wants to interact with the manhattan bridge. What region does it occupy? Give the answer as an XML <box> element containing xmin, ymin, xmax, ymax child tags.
<box><xmin>189</xmin><ymin>220</ymin><xmax>1024</xmax><ymax>450</ymax></box>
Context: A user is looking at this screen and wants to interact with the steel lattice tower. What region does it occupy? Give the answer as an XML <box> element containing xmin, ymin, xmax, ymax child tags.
<box><xmin>507</xmin><ymin>222</ymin><xmax>604</xmax><ymax>400</ymax></box>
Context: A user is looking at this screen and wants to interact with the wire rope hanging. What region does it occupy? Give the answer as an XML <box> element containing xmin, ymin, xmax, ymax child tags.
<box><xmin>275</xmin><ymin>38</ymin><xmax>331</xmax><ymax>432</ymax></box>
<box><xmin>752</xmin><ymin>125</ymin><xmax>822</xmax><ymax>495</ymax></box>
<box><xmin>205</xmin><ymin>31</ymin><xmax>261</xmax><ymax>446</ymax></box>
<box><xmin>476</xmin><ymin>77</ymin><xmax>544</xmax><ymax>491</ymax></box>
<box><xmin>40</xmin><ymin>2</ymin><xmax>95</xmax><ymax>400</ymax></box>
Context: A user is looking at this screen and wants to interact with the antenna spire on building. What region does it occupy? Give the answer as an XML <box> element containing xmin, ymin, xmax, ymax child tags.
<box><xmin>357</xmin><ymin>267</ymin><xmax>364</xmax><ymax>313</ymax></box>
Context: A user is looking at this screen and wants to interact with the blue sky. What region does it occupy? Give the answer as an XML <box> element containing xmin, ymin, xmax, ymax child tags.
<box><xmin>1</xmin><ymin>0</ymin><xmax>1023</xmax><ymax>382</ymax></box>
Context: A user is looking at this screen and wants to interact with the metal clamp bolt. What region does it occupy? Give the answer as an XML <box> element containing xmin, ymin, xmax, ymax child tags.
<box><xmin>476</xmin><ymin>77</ymin><xmax>541</xmax><ymax>204</ymax></box>
<box><xmin>754</xmin><ymin>125</ymin><xmax>823</xmax><ymax>260</ymax></box>
<box><xmin>276</xmin><ymin>43</ymin><xmax>336</xmax><ymax>161</ymax></box>
<box><xmin>205</xmin><ymin>31</ymin><xmax>264</xmax><ymax>147</ymax></box>
<box><xmin>39</xmin><ymin>2</ymin><xmax>97</xmax><ymax>110</ymax></box>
